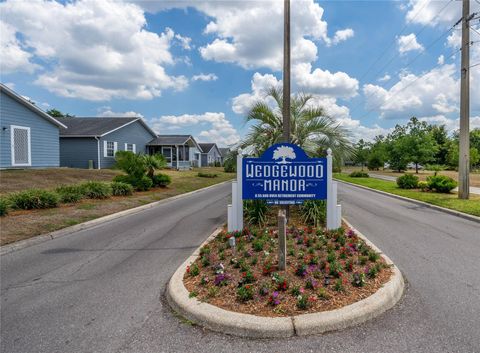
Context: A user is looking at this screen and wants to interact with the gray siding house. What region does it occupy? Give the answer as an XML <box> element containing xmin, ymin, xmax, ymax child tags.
<box><xmin>198</xmin><ymin>143</ymin><xmax>222</xmax><ymax>166</ymax></box>
<box><xmin>219</xmin><ymin>147</ymin><xmax>230</xmax><ymax>165</ymax></box>
<box><xmin>58</xmin><ymin>117</ymin><xmax>157</xmax><ymax>169</ymax></box>
<box><xmin>147</xmin><ymin>135</ymin><xmax>202</xmax><ymax>169</ymax></box>
<box><xmin>0</xmin><ymin>83</ymin><xmax>67</xmax><ymax>169</ymax></box>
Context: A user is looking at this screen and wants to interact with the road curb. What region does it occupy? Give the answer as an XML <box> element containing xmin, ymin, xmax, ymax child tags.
<box><xmin>0</xmin><ymin>180</ymin><xmax>233</xmax><ymax>256</ymax></box>
<box><xmin>336</xmin><ymin>179</ymin><xmax>480</xmax><ymax>224</ymax></box>
<box><xmin>166</xmin><ymin>220</ymin><xmax>405</xmax><ymax>338</ymax></box>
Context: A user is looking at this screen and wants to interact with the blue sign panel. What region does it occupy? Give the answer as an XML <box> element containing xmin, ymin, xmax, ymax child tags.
<box><xmin>242</xmin><ymin>143</ymin><xmax>327</xmax><ymax>205</ymax></box>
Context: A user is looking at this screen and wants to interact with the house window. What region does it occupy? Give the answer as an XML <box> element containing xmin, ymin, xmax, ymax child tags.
<box><xmin>125</xmin><ymin>143</ymin><xmax>135</xmax><ymax>153</ymax></box>
<box><xmin>11</xmin><ymin>125</ymin><xmax>31</xmax><ymax>166</ymax></box>
<box><xmin>104</xmin><ymin>141</ymin><xmax>117</xmax><ymax>157</ymax></box>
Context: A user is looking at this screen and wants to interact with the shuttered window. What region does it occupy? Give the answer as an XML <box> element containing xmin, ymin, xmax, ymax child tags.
<box><xmin>11</xmin><ymin>125</ymin><xmax>31</xmax><ymax>166</ymax></box>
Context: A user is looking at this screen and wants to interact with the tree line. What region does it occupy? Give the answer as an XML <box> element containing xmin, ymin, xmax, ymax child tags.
<box><xmin>354</xmin><ymin>117</ymin><xmax>480</xmax><ymax>173</ymax></box>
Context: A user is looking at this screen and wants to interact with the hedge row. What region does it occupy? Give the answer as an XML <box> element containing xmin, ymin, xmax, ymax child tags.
<box><xmin>1</xmin><ymin>180</ymin><xmax>136</xmax><ymax>216</ymax></box>
<box><xmin>396</xmin><ymin>174</ymin><xmax>457</xmax><ymax>193</ymax></box>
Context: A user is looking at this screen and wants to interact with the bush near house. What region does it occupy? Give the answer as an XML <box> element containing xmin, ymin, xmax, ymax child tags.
<box><xmin>111</xmin><ymin>182</ymin><xmax>134</xmax><ymax>196</ymax></box>
<box><xmin>151</xmin><ymin>173</ymin><xmax>171</xmax><ymax>187</ymax></box>
<box><xmin>0</xmin><ymin>198</ymin><xmax>9</xmax><ymax>216</ymax></box>
<box><xmin>56</xmin><ymin>185</ymin><xmax>86</xmax><ymax>203</ymax></box>
<box><xmin>396</xmin><ymin>174</ymin><xmax>419</xmax><ymax>189</ymax></box>
<box><xmin>80</xmin><ymin>181</ymin><xmax>112</xmax><ymax>199</ymax></box>
<box><xmin>9</xmin><ymin>189</ymin><xmax>60</xmax><ymax>210</ymax></box>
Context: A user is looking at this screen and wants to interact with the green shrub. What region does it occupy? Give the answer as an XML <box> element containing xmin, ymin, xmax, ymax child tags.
<box><xmin>237</xmin><ymin>285</ymin><xmax>254</xmax><ymax>302</ymax></box>
<box><xmin>152</xmin><ymin>173</ymin><xmax>171</xmax><ymax>187</ymax></box>
<box><xmin>244</xmin><ymin>199</ymin><xmax>268</xmax><ymax>226</ymax></box>
<box><xmin>113</xmin><ymin>175</ymin><xmax>152</xmax><ymax>191</ymax></box>
<box><xmin>0</xmin><ymin>198</ymin><xmax>9</xmax><ymax>216</ymax></box>
<box><xmin>56</xmin><ymin>185</ymin><xmax>86</xmax><ymax>203</ymax></box>
<box><xmin>300</xmin><ymin>200</ymin><xmax>326</xmax><ymax>228</ymax></box>
<box><xmin>426</xmin><ymin>175</ymin><xmax>457</xmax><ymax>193</ymax></box>
<box><xmin>80</xmin><ymin>181</ymin><xmax>112</xmax><ymax>199</ymax></box>
<box><xmin>418</xmin><ymin>181</ymin><xmax>429</xmax><ymax>192</ymax></box>
<box><xmin>111</xmin><ymin>182</ymin><xmax>134</xmax><ymax>196</ymax></box>
<box><xmin>349</xmin><ymin>171</ymin><xmax>369</xmax><ymax>178</ymax></box>
<box><xmin>114</xmin><ymin>151</ymin><xmax>147</xmax><ymax>179</ymax></box>
<box><xmin>9</xmin><ymin>189</ymin><xmax>59</xmax><ymax>210</ymax></box>
<box><xmin>396</xmin><ymin>174</ymin><xmax>419</xmax><ymax>189</ymax></box>
<box><xmin>197</xmin><ymin>172</ymin><xmax>217</xmax><ymax>178</ymax></box>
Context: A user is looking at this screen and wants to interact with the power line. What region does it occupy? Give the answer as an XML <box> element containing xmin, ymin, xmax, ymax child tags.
<box><xmin>471</xmin><ymin>62</ymin><xmax>480</xmax><ymax>68</ymax></box>
<box><xmin>354</xmin><ymin>48</ymin><xmax>461</xmax><ymax>121</ymax></box>
<box><xmin>471</xmin><ymin>26</ymin><xmax>480</xmax><ymax>37</ymax></box>
<box><xmin>355</xmin><ymin>0</ymin><xmax>432</xmax><ymax>84</ymax></box>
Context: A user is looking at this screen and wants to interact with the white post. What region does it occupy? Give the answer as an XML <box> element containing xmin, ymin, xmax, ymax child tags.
<box><xmin>326</xmin><ymin>148</ymin><xmax>335</xmax><ymax>229</ymax></box>
<box><xmin>227</xmin><ymin>204</ymin><xmax>234</xmax><ymax>232</ymax></box>
<box><xmin>232</xmin><ymin>181</ymin><xmax>238</xmax><ymax>231</ymax></box>
<box><xmin>331</xmin><ymin>181</ymin><xmax>338</xmax><ymax>228</ymax></box>
<box><xmin>336</xmin><ymin>204</ymin><xmax>342</xmax><ymax>229</ymax></box>
<box><xmin>236</xmin><ymin>149</ymin><xmax>243</xmax><ymax>230</ymax></box>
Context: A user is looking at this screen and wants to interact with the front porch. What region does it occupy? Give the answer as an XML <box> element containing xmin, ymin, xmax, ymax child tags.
<box><xmin>146</xmin><ymin>135</ymin><xmax>202</xmax><ymax>170</ymax></box>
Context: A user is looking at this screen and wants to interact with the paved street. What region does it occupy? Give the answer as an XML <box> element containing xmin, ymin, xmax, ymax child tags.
<box><xmin>1</xmin><ymin>181</ymin><xmax>479</xmax><ymax>353</ymax></box>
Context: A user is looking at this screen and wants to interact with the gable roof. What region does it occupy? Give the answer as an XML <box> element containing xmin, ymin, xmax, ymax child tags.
<box><xmin>0</xmin><ymin>83</ymin><xmax>67</xmax><ymax>129</ymax></box>
<box><xmin>57</xmin><ymin>117</ymin><xmax>156</xmax><ymax>138</ymax></box>
<box><xmin>147</xmin><ymin>135</ymin><xmax>200</xmax><ymax>150</ymax></box>
<box><xmin>219</xmin><ymin>147</ymin><xmax>230</xmax><ymax>157</ymax></box>
<box><xmin>198</xmin><ymin>143</ymin><xmax>215</xmax><ymax>153</ymax></box>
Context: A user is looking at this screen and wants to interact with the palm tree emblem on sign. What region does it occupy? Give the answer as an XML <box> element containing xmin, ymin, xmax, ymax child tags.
<box><xmin>273</xmin><ymin>145</ymin><xmax>296</xmax><ymax>164</ymax></box>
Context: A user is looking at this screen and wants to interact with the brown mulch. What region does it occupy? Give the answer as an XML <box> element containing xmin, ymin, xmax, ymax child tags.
<box><xmin>184</xmin><ymin>211</ymin><xmax>392</xmax><ymax>317</ymax></box>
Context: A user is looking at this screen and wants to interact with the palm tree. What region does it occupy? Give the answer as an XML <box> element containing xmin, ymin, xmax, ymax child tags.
<box><xmin>240</xmin><ymin>87</ymin><xmax>353</xmax><ymax>162</ymax></box>
<box><xmin>142</xmin><ymin>154</ymin><xmax>166</xmax><ymax>178</ymax></box>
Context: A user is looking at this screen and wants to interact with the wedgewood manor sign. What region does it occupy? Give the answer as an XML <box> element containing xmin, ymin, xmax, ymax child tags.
<box><xmin>228</xmin><ymin>143</ymin><xmax>342</xmax><ymax>231</ymax></box>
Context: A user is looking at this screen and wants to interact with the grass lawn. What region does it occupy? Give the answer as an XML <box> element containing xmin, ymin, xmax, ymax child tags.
<box><xmin>341</xmin><ymin>166</ymin><xmax>480</xmax><ymax>187</ymax></box>
<box><xmin>0</xmin><ymin>167</ymin><xmax>235</xmax><ymax>245</ymax></box>
<box><xmin>334</xmin><ymin>173</ymin><xmax>480</xmax><ymax>217</ymax></box>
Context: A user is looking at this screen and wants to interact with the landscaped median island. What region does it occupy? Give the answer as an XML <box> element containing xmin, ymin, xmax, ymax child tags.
<box><xmin>334</xmin><ymin>173</ymin><xmax>480</xmax><ymax>217</ymax></box>
<box><xmin>168</xmin><ymin>209</ymin><xmax>404</xmax><ymax>337</ymax></box>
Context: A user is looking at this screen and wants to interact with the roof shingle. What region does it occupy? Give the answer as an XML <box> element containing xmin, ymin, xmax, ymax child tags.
<box><xmin>57</xmin><ymin>117</ymin><xmax>148</xmax><ymax>137</ymax></box>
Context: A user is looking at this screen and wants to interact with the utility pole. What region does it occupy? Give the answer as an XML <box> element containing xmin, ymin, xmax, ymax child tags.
<box><xmin>278</xmin><ymin>0</ymin><xmax>290</xmax><ymax>271</ymax></box>
<box><xmin>459</xmin><ymin>0</ymin><xmax>470</xmax><ymax>199</ymax></box>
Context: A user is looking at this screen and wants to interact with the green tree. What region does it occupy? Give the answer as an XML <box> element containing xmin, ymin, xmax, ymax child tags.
<box><xmin>240</xmin><ymin>87</ymin><xmax>353</xmax><ymax>162</ymax></box>
<box><xmin>354</xmin><ymin>139</ymin><xmax>370</xmax><ymax>171</ymax></box>
<box><xmin>447</xmin><ymin>145</ymin><xmax>480</xmax><ymax>169</ymax></box>
<box><xmin>403</xmin><ymin>117</ymin><xmax>438</xmax><ymax>173</ymax></box>
<box><xmin>385</xmin><ymin>124</ymin><xmax>409</xmax><ymax>172</ymax></box>
<box><xmin>429</xmin><ymin>124</ymin><xmax>450</xmax><ymax>165</ymax></box>
<box><xmin>46</xmin><ymin>108</ymin><xmax>75</xmax><ymax>118</ymax></box>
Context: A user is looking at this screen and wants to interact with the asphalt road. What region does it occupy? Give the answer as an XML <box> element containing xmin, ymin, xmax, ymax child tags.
<box><xmin>1</xmin><ymin>181</ymin><xmax>479</xmax><ymax>353</ymax></box>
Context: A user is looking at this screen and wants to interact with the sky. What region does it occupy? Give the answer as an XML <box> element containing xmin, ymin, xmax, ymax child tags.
<box><xmin>1</xmin><ymin>0</ymin><xmax>479</xmax><ymax>147</ymax></box>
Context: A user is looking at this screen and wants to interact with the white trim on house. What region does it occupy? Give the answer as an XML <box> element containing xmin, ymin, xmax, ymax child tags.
<box><xmin>95</xmin><ymin>137</ymin><xmax>101</xmax><ymax>169</ymax></box>
<box><xmin>104</xmin><ymin>140</ymin><xmax>117</xmax><ymax>158</ymax></box>
<box><xmin>10</xmin><ymin>125</ymin><xmax>31</xmax><ymax>167</ymax></box>
<box><xmin>124</xmin><ymin>143</ymin><xmax>136</xmax><ymax>153</ymax></box>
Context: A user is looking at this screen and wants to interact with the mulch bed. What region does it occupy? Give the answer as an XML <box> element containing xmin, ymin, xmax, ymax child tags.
<box><xmin>184</xmin><ymin>210</ymin><xmax>392</xmax><ymax>317</ymax></box>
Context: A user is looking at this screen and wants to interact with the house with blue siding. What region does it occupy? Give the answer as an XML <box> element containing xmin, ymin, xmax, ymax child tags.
<box><xmin>198</xmin><ymin>143</ymin><xmax>222</xmax><ymax>167</ymax></box>
<box><xmin>0</xmin><ymin>83</ymin><xmax>67</xmax><ymax>169</ymax></box>
<box><xmin>147</xmin><ymin>135</ymin><xmax>202</xmax><ymax>169</ymax></box>
<box><xmin>58</xmin><ymin>117</ymin><xmax>157</xmax><ymax>169</ymax></box>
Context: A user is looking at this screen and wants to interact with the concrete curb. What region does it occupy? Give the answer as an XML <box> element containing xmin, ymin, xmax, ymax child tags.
<box><xmin>336</xmin><ymin>179</ymin><xmax>480</xmax><ymax>224</ymax></box>
<box><xmin>166</xmin><ymin>220</ymin><xmax>405</xmax><ymax>338</ymax></box>
<box><xmin>0</xmin><ymin>180</ymin><xmax>233</xmax><ymax>256</ymax></box>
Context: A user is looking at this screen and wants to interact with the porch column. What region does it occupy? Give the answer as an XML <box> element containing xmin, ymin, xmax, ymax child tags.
<box><xmin>176</xmin><ymin>145</ymin><xmax>179</xmax><ymax>170</ymax></box>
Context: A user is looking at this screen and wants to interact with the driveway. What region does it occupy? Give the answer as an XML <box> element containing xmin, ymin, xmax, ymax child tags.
<box><xmin>1</xmin><ymin>181</ymin><xmax>479</xmax><ymax>353</ymax></box>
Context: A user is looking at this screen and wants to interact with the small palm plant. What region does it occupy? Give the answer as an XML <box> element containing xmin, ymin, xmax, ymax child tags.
<box><xmin>142</xmin><ymin>154</ymin><xmax>166</xmax><ymax>178</ymax></box>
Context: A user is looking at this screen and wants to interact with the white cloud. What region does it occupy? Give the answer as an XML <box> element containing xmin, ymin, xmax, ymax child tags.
<box><xmin>405</xmin><ymin>0</ymin><xmax>479</xmax><ymax>27</ymax></box>
<box><xmin>174</xmin><ymin>33</ymin><xmax>192</xmax><ymax>50</ymax></box>
<box><xmin>98</xmin><ymin>107</ymin><xmax>144</xmax><ymax>118</ymax></box>
<box><xmin>419</xmin><ymin>115</ymin><xmax>480</xmax><ymax>132</ymax></box>
<box><xmin>378</xmin><ymin>74</ymin><xmax>391</xmax><ymax>82</ymax></box>
<box><xmin>293</xmin><ymin>63</ymin><xmax>359</xmax><ymax>98</ymax></box>
<box><xmin>0</xmin><ymin>0</ymin><xmax>188</xmax><ymax>101</ymax></box>
<box><xmin>397</xmin><ymin>33</ymin><xmax>424</xmax><ymax>54</ymax></box>
<box><xmin>149</xmin><ymin>112</ymin><xmax>240</xmax><ymax>147</ymax></box>
<box><xmin>363</xmin><ymin>64</ymin><xmax>462</xmax><ymax>119</ymax></box>
<box><xmin>331</xmin><ymin>28</ymin><xmax>354</xmax><ymax>46</ymax></box>
<box><xmin>0</xmin><ymin>21</ymin><xmax>39</xmax><ymax>74</ymax></box>
<box><xmin>437</xmin><ymin>55</ymin><xmax>444</xmax><ymax>65</ymax></box>
<box><xmin>192</xmin><ymin>73</ymin><xmax>218</xmax><ymax>82</ymax></box>
<box><xmin>232</xmin><ymin>72</ymin><xmax>282</xmax><ymax>115</ymax></box>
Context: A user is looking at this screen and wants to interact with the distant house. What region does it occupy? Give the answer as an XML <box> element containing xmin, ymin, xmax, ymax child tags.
<box><xmin>0</xmin><ymin>83</ymin><xmax>67</xmax><ymax>169</ymax></box>
<box><xmin>147</xmin><ymin>135</ymin><xmax>202</xmax><ymax>169</ymax></box>
<box><xmin>198</xmin><ymin>143</ymin><xmax>222</xmax><ymax>166</ymax></box>
<box><xmin>58</xmin><ymin>117</ymin><xmax>157</xmax><ymax>169</ymax></box>
<box><xmin>218</xmin><ymin>147</ymin><xmax>230</xmax><ymax>165</ymax></box>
